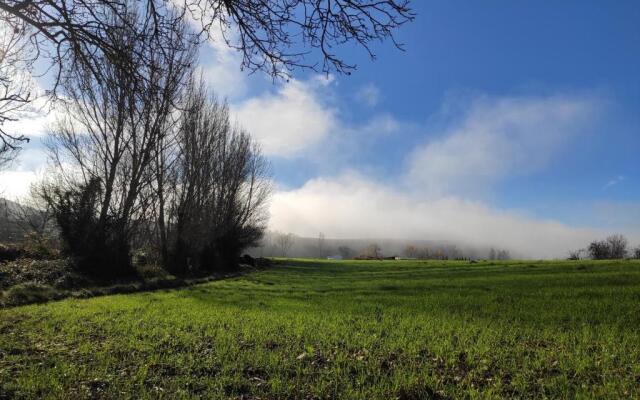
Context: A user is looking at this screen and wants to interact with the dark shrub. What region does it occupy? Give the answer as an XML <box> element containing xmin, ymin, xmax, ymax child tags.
<box><xmin>606</xmin><ymin>234</ymin><xmax>628</xmax><ymax>259</ymax></box>
<box><xmin>200</xmin><ymin>227</ymin><xmax>262</xmax><ymax>272</ymax></box>
<box><xmin>255</xmin><ymin>257</ymin><xmax>273</xmax><ymax>268</ymax></box>
<box><xmin>0</xmin><ymin>243</ymin><xmax>23</xmax><ymax>262</ymax></box>
<box><xmin>239</xmin><ymin>254</ymin><xmax>255</xmax><ymax>266</ymax></box>
<box><xmin>44</xmin><ymin>178</ymin><xmax>133</xmax><ymax>277</ymax></box>
<box><xmin>1</xmin><ymin>283</ymin><xmax>61</xmax><ymax>306</ymax></box>
<box><xmin>588</xmin><ymin>234</ymin><xmax>629</xmax><ymax>260</ymax></box>
<box><xmin>166</xmin><ymin>238</ymin><xmax>192</xmax><ymax>275</ymax></box>
<box><xmin>588</xmin><ymin>240</ymin><xmax>610</xmax><ymax>260</ymax></box>
<box><xmin>237</xmin><ymin>255</ymin><xmax>272</xmax><ymax>269</ymax></box>
<box><xmin>21</xmin><ymin>232</ymin><xmax>60</xmax><ymax>260</ymax></box>
<box><xmin>167</xmin><ymin>225</ymin><xmax>264</xmax><ymax>275</ymax></box>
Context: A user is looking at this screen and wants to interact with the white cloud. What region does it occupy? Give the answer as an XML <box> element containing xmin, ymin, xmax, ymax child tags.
<box><xmin>233</xmin><ymin>79</ymin><xmax>337</xmax><ymax>157</ymax></box>
<box><xmin>177</xmin><ymin>8</ymin><xmax>249</xmax><ymax>100</ymax></box>
<box><xmin>358</xmin><ymin>113</ymin><xmax>402</xmax><ymax>136</ymax></box>
<box><xmin>0</xmin><ymin>97</ymin><xmax>53</xmax><ymax>199</ymax></box>
<box><xmin>407</xmin><ymin>94</ymin><xmax>602</xmax><ymax>197</ymax></box>
<box><xmin>603</xmin><ymin>175</ymin><xmax>625</xmax><ymax>189</ymax></box>
<box><xmin>269</xmin><ymin>173</ymin><xmax>617</xmax><ymax>259</ymax></box>
<box><xmin>355</xmin><ymin>83</ymin><xmax>381</xmax><ymax>107</ymax></box>
<box><xmin>0</xmin><ymin>170</ymin><xmax>39</xmax><ymax>199</ymax></box>
<box><xmin>0</xmin><ymin>139</ymin><xmax>50</xmax><ymax>199</ymax></box>
<box><xmin>199</xmin><ymin>40</ymin><xmax>248</xmax><ymax>100</ymax></box>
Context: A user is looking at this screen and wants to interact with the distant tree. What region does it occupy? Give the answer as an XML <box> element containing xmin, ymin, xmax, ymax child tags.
<box><xmin>568</xmin><ymin>249</ymin><xmax>584</xmax><ymax>260</ymax></box>
<box><xmin>338</xmin><ymin>246</ymin><xmax>354</xmax><ymax>259</ymax></box>
<box><xmin>417</xmin><ymin>247</ymin><xmax>430</xmax><ymax>260</ymax></box>
<box><xmin>256</xmin><ymin>236</ymin><xmax>272</xmax><ymax>257</ymax></box>
<box><xmin>633</xmin><ymin>247</ymin><xmax>640</xmax><ymax>260</ymax></box>
<box><xmin>317</xmin><ymin>232</ymin><xmax>326</xmax><ymax>258</ymax></box>
<box><xmin>364</xmin><ymin>243</ymin><xmax>382</xmax><ymax>259</ymax></box>
<box><xmin>276</xmin><ymin>233</ymin><xmax>295</xmax><ymax>257</ymax></box>
<box><xmin>10</xmin><ymin>184</ymin><xmax>55</xmax><ymax>241</ymax></box>
<box><xmin>587</xmin><ymin>234</ymin><xmax>629</xmax><ymax>260</ymax></box>
<box><xmin>497</xmin><ymin>249</ymin><xmax>510</xmax><ymax>260</ymax></box>
<box><xmin>588</xmin><ymin>240</ymin><xmax>610</xmax><ymax>260</ymax></box>
<box><xmin>606</xmin><ymin>234</ymin><xmax>628</xmax><ymax>259</ymax></box>
<box><xmin>446</xmin><ymin>245</ymin><xmax>460</xmax><ymax>260</ymax></box>
<box><xmin>404</xmin><ymin>244</ymin><xmax>418</xmax><ymax>258</ymax></box>
<box><xmin>488</xmin><ymin>248</ymin><xmax>497</xmax><ymax>260</ymax></box>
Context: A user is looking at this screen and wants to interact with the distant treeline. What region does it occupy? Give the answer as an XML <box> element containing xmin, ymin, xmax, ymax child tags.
<box><xmin>570</xmin><ymin>234</ymin><xmax>640</xmax><ymax>260</ymax></box>
<box><xmin>249</xmin><ymin>232</ymin><xmax>512</xmax><ymax>260</ymax></box>
<box><xmin>249</xmin><ymin>231</ymin><xmax>640</xmax><ymax>261</ymax></box>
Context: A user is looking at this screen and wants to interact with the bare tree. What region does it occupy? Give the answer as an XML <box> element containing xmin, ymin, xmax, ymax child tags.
<box><xmin>606</xmin><ymin>234</ymin><xmax>628</xmax><ymax>259</ymax></box>
<box><xmin>338</xmin><ymin>245</ymin><xmax>353</xmax><ymax>259</ymax></box>
<box><xmin>276</xmin><ymin>232</ymin><xmax>295</xmax><ymax>257</ymax></box>
<box><xmin>0</xmin><ymin>0</ymin><xmax>191</xmax><ymax>159</ymax></box>
<box><xmin>416</xmin><ymin>247</ymin><xmax>429</xmax><ymax>259</ymax></box>
<box><xmin>587</xmin><ymin>234</ymin><xmax>629</xmax><ymax>260</ymax></box>
<box><xmin>3</xmin><ymin>182</ymin><xmax>61</xmax><ymax>257</ymax></box>
<box><xmin>187</xmin><ymin>0</ymin><xmax>415</xmax><ymax>76</ymax></box>
<box><xmin>588</xmin><ymin>240</ymin><xmax>610</xmax><ymax>260</ymax></box>
<box><xmin>317</xmin><ymin>232</ymin><xmax>325</xmax><ymax>258</ymax></box>
<box><xmin>364</xmin><ymin>243</ymin><xmax>381</xmax><ymax>259</ymax></box>
<box><xmin>153</xmin><ymin>77</ymin><xmax>270</xmax><ymax>272</ymax></box>
<box><xmin>1</xmin><ymin>0</ymin><xmax>414</xmax><ymax>151</ymax></box>
<box><xmin>496</xmin><ymin>249</ymin><xmax>510</xmax><ymax>260</ymax></box>
<box><xmin>0</xmin><ymin>16</ymin><xmax>34</xmax><ymax>162</ymax></box>
<box><xmin>1</xmin><ymin>0</ymin><xmax>413</xmax><ymax>77</ymax></box>
<box><xmin>568</xmin><ymin>249</ymin><xmax>584</xmax><ymax>260</ymax></box>
<box><xmin>403</xmin><ymin>244</ymin><xmax>418</xmax><ymax>258</ymax></box>
<box><xmin>44</xmin><ymin>9</ymin><xmax>195</xmax><ymax>275</ymax></box>
<box><xmin>10</xmin><ymin>184</ymin><xmax>54</xmax><ymax>238</ymax></box>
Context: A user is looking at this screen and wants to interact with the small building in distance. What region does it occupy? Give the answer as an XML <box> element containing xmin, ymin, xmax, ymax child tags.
<box><xmin>327</xmin><ymin>255</ymin><xmax>343</xmax><ymax>260</ymax></box>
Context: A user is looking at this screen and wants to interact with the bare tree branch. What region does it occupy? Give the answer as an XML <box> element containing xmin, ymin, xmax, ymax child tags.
<box><xmin>1</xmin><ymin>0</ymin><xmax>413</xmax><ymax>156</ymax></box>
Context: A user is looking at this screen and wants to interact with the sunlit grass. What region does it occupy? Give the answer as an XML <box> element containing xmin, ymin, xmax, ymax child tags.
<box><xmin>1</xmin><ymin>259</ymin><xmax>639</xmax><ymax>398</ymax></box>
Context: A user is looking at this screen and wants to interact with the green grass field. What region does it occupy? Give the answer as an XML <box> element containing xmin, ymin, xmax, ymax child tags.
<box><xmin>1</xmin><ymin>259</ymin><xmax>640</xmax><ymax>399</ymax></box>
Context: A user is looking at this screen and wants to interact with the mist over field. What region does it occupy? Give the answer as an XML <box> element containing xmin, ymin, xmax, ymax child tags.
<box><xmin>267</xmin><ymin>175</ymin><xmax>613</xmax><ymax>259</ymax></box>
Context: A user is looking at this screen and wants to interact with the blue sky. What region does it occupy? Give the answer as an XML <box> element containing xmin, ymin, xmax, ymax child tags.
<box><xmin>282</xmin><ymin>0</ymin><xmax>640</xmax><ymax>199</ymax></box>
<box><xmin>2</xmin><ymin>0</ymin><xmax>639</xmax><ymax>257</ymax></box>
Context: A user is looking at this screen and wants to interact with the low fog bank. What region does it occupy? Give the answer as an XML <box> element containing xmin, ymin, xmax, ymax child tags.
<box><xmin>247</xmin><ymin>233</ymin><xmax>516</xmax><ymax>260</ymax></box>
<box><xmin>266</xmin><ymin>176</ymin><xmax>640</xmax><ymax>260</ymax></box>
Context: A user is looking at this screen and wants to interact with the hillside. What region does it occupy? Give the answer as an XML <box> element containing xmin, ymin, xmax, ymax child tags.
<box><xmin>0</xmin><ymin>198</ymin><xmax>24</xmax><ymax>243</ymax></box>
